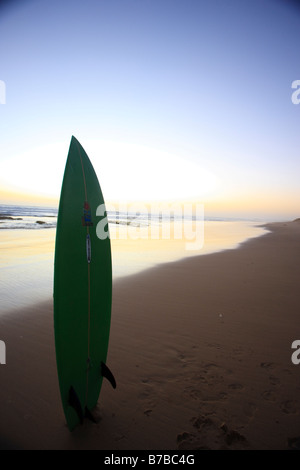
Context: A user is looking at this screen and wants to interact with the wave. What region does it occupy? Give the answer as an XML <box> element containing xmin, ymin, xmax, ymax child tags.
<box><xmin>0</xmin><ymin>204</ymin><xmax>258</xmax><ymax>230</ymax></box>
<box><xmin>0</xmin><ymin>204</ymin><xmax>58</xmax><ymax>230</ymax></box>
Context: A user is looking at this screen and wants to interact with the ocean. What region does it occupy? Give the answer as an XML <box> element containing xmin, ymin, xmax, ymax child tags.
<box><xmin>0</xmin><ymin>204</ymin><xmax>262</xmax><ymax>230</ymax></box>
<box><xmin>0</xmin><ymin>204</ymin><xmax>268</xmax><ymax>313</ymax></box>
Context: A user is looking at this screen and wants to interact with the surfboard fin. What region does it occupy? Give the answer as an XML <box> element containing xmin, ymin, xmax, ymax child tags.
<box><xmin>101</xmin><ymin>361</ymin><xmax>116</xmax><ymax>389</ymax></box>
<box><xmin>68</xmin><ymin>386</ymin><xmax>84</xmax><ymax>424</ymax></box>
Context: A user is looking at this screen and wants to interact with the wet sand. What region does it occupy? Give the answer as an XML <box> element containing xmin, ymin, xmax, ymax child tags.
<box><xmin>0</xmin><ymin>220</ymin><xmax>299</xmax><ymax>449</ymax></box>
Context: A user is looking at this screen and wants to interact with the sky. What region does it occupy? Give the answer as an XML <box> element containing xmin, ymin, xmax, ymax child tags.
<box><xmin>0</xmin><ymin>0</ymin><xmax>299</xmax><ymax>220</ymax></box>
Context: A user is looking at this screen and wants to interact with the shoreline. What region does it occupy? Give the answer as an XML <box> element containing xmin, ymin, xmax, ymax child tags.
<box><xmin>0</xmin><ymin>220</ymin><xmax>299</xmax><ymax>449</ymax></box>
<box><xmin>0</xmin><ymin>220</ymin><xmax>268</xmax><ymax>313</ymax></box>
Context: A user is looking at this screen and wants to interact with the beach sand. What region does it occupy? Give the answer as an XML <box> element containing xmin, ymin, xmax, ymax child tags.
<box><xmin>0</xmin><ymin>220</ymin><xmax>299</xmax><ymax>450</ymax></box>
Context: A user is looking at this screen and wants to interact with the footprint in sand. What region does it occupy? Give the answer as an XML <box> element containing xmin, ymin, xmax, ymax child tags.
<box><xmin>202</xmin><ymin>363</ymin><xmax>225</xmax><ymax>386</ymax></box>
<box><xmin>260</xmin><ymin>362</ymin><xmax>275</xmax><ymax>370</ymax></box>
<box><xmin>280</xmin><ymin>400</ymin><xmax>298</xmax><ymax>415</ymax></box>
<box><xmin>261</xmin><ymin>390</ymin><xmax>277</xmax><ymax>402</ymax></box>
<box><xmin>176</xmin><ymin>432</ymin><xmax>203</xmax><ymax>450</ymax></box>
<box><xmin>176</xmin><ymin>415</ymin><xmax>248</xmax><ymax>450</ymax></box>
<box><xmin>190</xmin><ymin>389</ymin><xmax>203</xmax><ymax>400</ymax></box>
<box><xmin>168</xmin><ymin>348</ymin><xmax>195</xmax><ymax>368</ymax></box>
<box><xmin>176</xmin><ymin>416</ymin><xmax>217</xmax><ymax>450</ymax></box>
<box><xmin>269</xmin><ymin>375</ymin><xmax>281</xmax><ymax>386</ymax></box>
<box><xmin>192</xmin><ymin>415</ymin><xmax>214</xmax><ymax>430</ymax></box>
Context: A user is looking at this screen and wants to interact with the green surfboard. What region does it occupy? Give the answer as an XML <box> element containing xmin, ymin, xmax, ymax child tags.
<box><xmin>54</xmin><ymin>136</ymin><xmax>115</xmax><ymax>431</ymax></box>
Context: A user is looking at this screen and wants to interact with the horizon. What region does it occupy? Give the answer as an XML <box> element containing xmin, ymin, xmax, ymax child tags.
<box><xmin>0</xmin><ymin>199</ymin><xmax>296</xmax><ymax>223</ymax></box>
<box><xmin>0</xmin><ymin>0</ymin><xmax>299</xmax><ymax>220</ymax></box>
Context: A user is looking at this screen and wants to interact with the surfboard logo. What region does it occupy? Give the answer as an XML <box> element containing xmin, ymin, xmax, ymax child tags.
<box><xmin>86</xmin><ymin>234</ymin><xmax>91</xmax><ymax>263</ymax></box>
<box><xmin>82</xmin><ymin>201</ymin><xmax>93</xmax><ymax>226</ymax></box>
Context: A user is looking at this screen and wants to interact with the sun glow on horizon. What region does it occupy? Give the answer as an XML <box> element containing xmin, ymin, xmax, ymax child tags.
<box><xmin>0</xmin><ymin>139</ymin><xmax>219</xmax><ymax>202</ymax></box>
<box><xmin>0</xmin><ymin>139</ymin><xmax>299</xmax><ymax>221</ymax></box>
